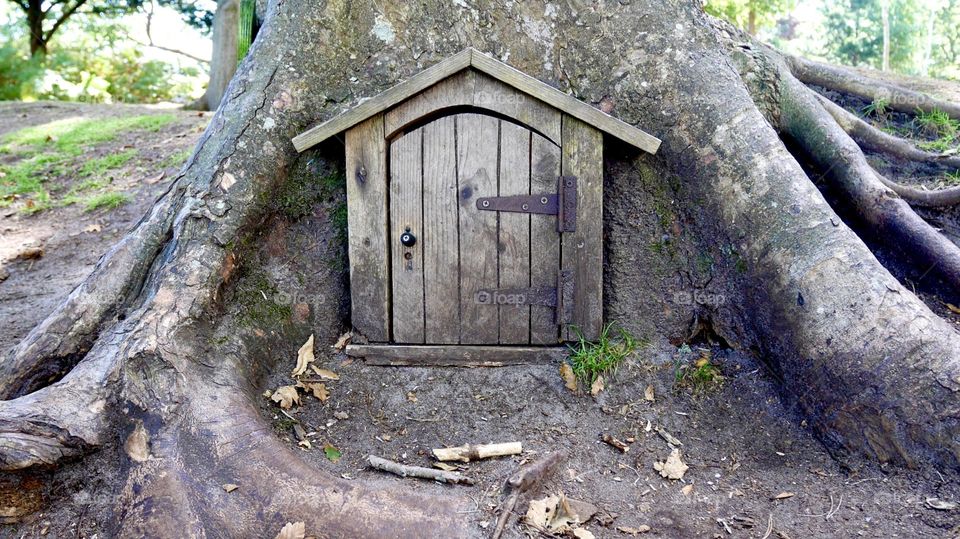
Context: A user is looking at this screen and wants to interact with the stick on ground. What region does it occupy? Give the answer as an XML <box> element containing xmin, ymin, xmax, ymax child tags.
<box><xmin>366</xmin><ymin>455</ymin><xmax>474</xmax><ymax>485</ymax></box>
<box><xmin>433</xmin><ymin>442</ymin><xmax>522</xmax><ymax>462</ymax></box>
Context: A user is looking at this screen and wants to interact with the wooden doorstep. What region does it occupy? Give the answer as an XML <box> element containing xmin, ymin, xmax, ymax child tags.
<box><xmin>345</xmin><ymin>344</ymin><xmax>569</xmax><ymax>367</ymax></box>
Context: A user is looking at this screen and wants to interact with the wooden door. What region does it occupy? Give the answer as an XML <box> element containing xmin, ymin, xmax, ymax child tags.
<box><xmin>388</xmin><ymin>112</ymin><xmax>564</xmax><ymax>345</ymax></box>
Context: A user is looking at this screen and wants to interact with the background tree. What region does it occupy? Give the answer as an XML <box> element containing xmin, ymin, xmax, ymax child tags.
<box><xmin>704</xmin><ymin>0</ymin><xmax>795</xmax><ymax>35</ymax></box>
<box><xmin>821</xmin><ymin>0</ymin><xmax>923</xmax><ymax>72</ymax></box>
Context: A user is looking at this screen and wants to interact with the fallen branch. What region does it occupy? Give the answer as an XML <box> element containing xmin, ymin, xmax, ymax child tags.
<box><xmin>433</xmin><ymin>442</ymin><xmax>522</xmax><ymax>462</ymax></box>
<box><xmin>366</xmin><ymin>455</ymin><xmax>474</xmax><ymax>485</ymax></box>
<box><xmin>493</xmin><ymin>451</ymin><xmax>566</xmax><ymax>539</ymax></box>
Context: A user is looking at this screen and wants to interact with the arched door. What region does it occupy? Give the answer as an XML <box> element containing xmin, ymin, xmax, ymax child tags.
<box><xmin>388</xmin><ymin>112</ymin><xmax>566</xmax><ymax>345</ymax></box>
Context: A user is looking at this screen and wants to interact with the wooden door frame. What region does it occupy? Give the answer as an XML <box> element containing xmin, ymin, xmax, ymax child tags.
<box><xmin>344</xmin><ymin>68</ymin><xmax>604</xmax><ymax>356</ymax></box>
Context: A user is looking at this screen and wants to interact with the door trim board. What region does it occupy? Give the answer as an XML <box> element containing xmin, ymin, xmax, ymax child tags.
<box><xmin>346</xmin><ymin>344</ymin><xmax>568</xmax><ymax>367</ymax></box>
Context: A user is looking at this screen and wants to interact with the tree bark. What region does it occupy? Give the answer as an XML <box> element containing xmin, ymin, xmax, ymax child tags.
<box><xmin>3</xmin><ymin>0</ymin><xmax>960</xmax><ymax>535</ymax></box>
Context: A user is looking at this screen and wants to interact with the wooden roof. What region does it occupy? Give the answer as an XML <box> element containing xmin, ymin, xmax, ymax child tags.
<box><xmin>292</xmin><ymin>48</ymin><xmax>661</xmax><ymax>154</ymax></box>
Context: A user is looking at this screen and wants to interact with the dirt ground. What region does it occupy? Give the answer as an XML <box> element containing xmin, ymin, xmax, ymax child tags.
<box><xmin>2</xmin><ymin>94</ymin><xmax>960</xmax><ymax>539</ymax></box>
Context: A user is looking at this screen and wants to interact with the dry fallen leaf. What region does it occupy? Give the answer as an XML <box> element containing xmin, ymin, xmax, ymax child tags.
<box><xmin>124</xmin><ymin>420</ymin><xmax>151</xmax><ymax>462</ymax></box>
<box><xmin>560</xmin><ymin>363</ymin><xmax>578</xmax><ymax>392</ymax></box>
<box><xmin>434</xmin><ymin>462</ymin><xmax>458</xmax><ymax>472</ymax></box>
<box><xmin>947</xmin><ymin>303</ymin><xmax>960</xmax><ymax>315</ymax></box>
<box><xmin>299</xmin><ymin>382</ymin><xmax>329</xmax><ymax>402</ymax></box>
<box><xmin>524</xmin><ymin>494</ymin><xmax>560</xmax><ymax>530</ymax></box>
<box><xmin>271</xmin><ymin>386</ymin><xmax>301</xmax><ymax>409</ymax></box>
<box><xmin>653</xmin><ymin>449</ymin><xmax>688</xmax><ymax>480</ymax></box>
<box><xmin>772</xmin><ymin>491</ymin><xmax>795</xmax><ymax>500</ymax></box>
<box><xmin>333</xmin><ymin>331</ymin><xmax>352</xmax><ymax>351</ymax></box>
<box><xmin>273</xmin><ymin>521</ymin><xmax>305</xmax><ymax>539</ymax></box>
<box><xmin>681</xmin><ymin>484</ymin><xmax>694</xmax><ymax>496</ymax></box>
<box><xmin>601</xmin><ymin>434</ymin><xmax>630</xmax><ymax>453</ymax></box>
<box><xmin>222</xmin><ymin>483</ymin><xmax>239</xmax><ymax>493</ymax></box>
<box><xmin>16</xmin><ymin>246</ymin><xmax>44</xmax><ymax>260</ymax></box>
<box><xmin>572</xmin><ymin>529</ymin><xmax>595</xmax><ymax>539</ymax></box>
<box><xmin>298</xmin><ymin>439</ymin><xmax>312</xmax><ymax>449</ymax></box>
<box><xmin>644</xmin><ymin>384</ymin><xmax>655</xmax><ymax>402</ymax></box>
<box><xmin>84</xmin><ymin>224</ymin><xmax>102</xmax><ymax>233</ymax></box>
<box><xmin>406</xmin><ymin>391</ymin><xmax>417</xmax><ymax>403</ymax></box>
<box><xmin>292</xmin><ymin>334</ymin><xmax>315</xmax><ymax>376</ymax></box>
<box><xmin>310</xmin><ymin>365</ymin><xmax>340</xmax><ymax>380</ymax></box>
<box><xmin>591</xmin><ymin>376</ymin><xmax>605</xmax><ymax>396</ymax></box>
<box><xmin>144</xmin><ymin>171</ymin><xmax>166</xmax><ymax>184</ymax></box>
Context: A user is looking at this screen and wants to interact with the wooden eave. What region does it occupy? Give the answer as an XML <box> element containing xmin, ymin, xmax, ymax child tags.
<box><xmin>291</xmin><ymin>48</ymin><xmax>661</xmax><ymax>154</ymax></box>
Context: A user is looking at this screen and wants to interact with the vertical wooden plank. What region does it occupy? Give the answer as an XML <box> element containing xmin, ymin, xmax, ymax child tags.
<box><xmin>497</xmin><ymin>121</ymin><xmax>531</xmax><ymax>344</ymax></box>
<box><xmin>529</xmin><ymin>134</ymin><xmax>562</xmax><ymax>344</ymax></box>
<box><xmin>345</xmin><ymin>114</ymin><xmax>389</xmax><ymax>342</ymax></box>
<box><xmin>561</xmin><ymin>115</ymin><xmax>604</xmax><ymax>341</ymax></box>
<box><xmin>422</xmin><ymin>116</ymin><xmax>460</xmax><ymax>343</ymax></box>
<box><xmin>457</xmin><ymin>113</ymin><xmax>500</xmax><ymax>344</ymax></box>
<box><xmin>389</xmin><ymin>128</ymin><xmax>425</xmax><ymax>343</ymax></box>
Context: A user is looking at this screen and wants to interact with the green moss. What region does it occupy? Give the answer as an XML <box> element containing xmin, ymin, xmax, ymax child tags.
<box><xmin>234</xmin><ymin>269</ymin><xmax>292</xmax><ymax>327</ymax></box>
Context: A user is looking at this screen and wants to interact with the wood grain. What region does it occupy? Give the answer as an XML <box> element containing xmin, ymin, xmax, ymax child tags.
<box><xmin>422</xmin><ymin>115</ymin><xmax>460</xmax><ymax>343</ymax></box>
<box><xmin>389</xmin><ymin>127</ymin><xmax>425</xmax><ymax>343</ymax></box>
<box><xmin>346</xmin><ymin>344</ymin><xmax>569</xmax><ymax>366</ymax></box>
<box><xmin>344</xmin><ymin>114</ymin><xmax>389</xmax><ymax>341</ymax></box>
<box><xmin>529</xmin><ymin>133</ymin><xmax>562</xmax><ymax>344</ymax></box>
<box><xmin>457</xmin><ymin>113</ymin><xmax>500</xmax><ymax>344</ymax></box>
<box><xmin>560</xmin><ymin>115</ymin><xmax>604</xmax><ymax>341</ymax></box>
<box><xmin>497</xmin><ymin>121</ymin><xmax>531</xmax><ymax>344</ymax></box>
<box><xmin>385</xmin><ymin>70</ymin><xmax>477</xmax><ymax>138</ymax></box>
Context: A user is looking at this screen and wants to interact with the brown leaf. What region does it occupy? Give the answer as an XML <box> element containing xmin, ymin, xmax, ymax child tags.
<box><xmin>332</xmin><ymin>331</ymin><xmax>352</xmax><ymax>351</ymax></box>
<box><xmin>271</xmin><ymin>386</ymin><xmax>301</xmax><ymax>409</ymax></box>
<box><xmin>83</xmin><ymin>224</ymin><xmax>102</xmax><ymax>233</ymax></box>
<box><xmin>222</xmin><ymin>483</ymin><xmax>239</xmax><ymax>493</ymax></box>
<box><xmin>653</xmin><ymin>449</ymin><xmax>688</xmax><ymax>480</ymax></box>
<box><xmin>124</xmin><ymin>420</ymin><xmax>151</xmax><ymax>462</ymax></box>
<box><xmin>681</xmin><ymin>484</ymin><xmax>694</xmax><ymax>496</ymax></box>
<box><xmin>144</xmin><ymin>171</ymin><xmax>166</xmax><ymax>184</ymax></box>
<box><xmin>572</xmin><ymin>529</ymin><xmax>595</xmax><ymax>539</ymax></box>
<box><xmin>644</xmin><ymin>384</ymin><xmax>655</xmax><ymax>402</ymax></box>
<box><xmin>590</xmin><ymin>376</ymin><xmax>605</xmax><ymax>396</ymax></box>
<box><xmin>601</xmin><ymin>434</ymin><xmax>630</xmax><ymax>453</ymax></box>
<box><xmin>16</xmin><ymin>247</ymin><xmax>44</xmax><ymax>260</ymax></box>
<box><xmin>406</xmin><ymin>391</ymin><xmax>417</xmax><ymax>403</ymax></box>
<box><xmin>946</xmin><ymin>303</ymin><xmax>960</xmax><ymax>315</ymax></box>
<box><xmin>292</xmin><ymin>334</ymin><xmax>315</xmax><ymax>376</ymax></box>
<box><xmin>310</xmin><ymin>365</ymin><xmax>340</xmax><ymax>380</ymax></box>
<box><xmin>300</xmin><ymin>382</ymin><xmax>329</xmax><ymax>402</ymax></box>
<box><xmin>772</xmin><ymin>491</ymin><xmax>795</xmax><ymax>500</ymax></box>
<box><xmin>273</xmin><ymin>521</ymin><xmax>305</xmax><ymax>539</ymax></box>
<box><xmin>560</xmin><ymin>363</ymin><xmax>578</xmax><ymax>392</ymax></box>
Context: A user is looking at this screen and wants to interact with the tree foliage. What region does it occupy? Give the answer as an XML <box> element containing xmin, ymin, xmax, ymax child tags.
<box><xmin>820</xmin><ymin>0</ymin><xmax>923</xmax><ymax>72</ymax></box>
<box><xmin>704</xmin><ymin>0</ymin><xmax>795</xmax><ymax>34</ymax></box>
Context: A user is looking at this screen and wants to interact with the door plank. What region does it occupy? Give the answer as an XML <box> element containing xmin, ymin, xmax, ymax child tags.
<box><xmin>384</xmin><ymin>70</ymin><xmax>476</xmax><ymax>138</ymax></box>
<box><xmin>497</xmin><ymin>121</ymin><xmax>531</xmax><ymax>344</ymax></box>
<box><xmin>529</xmin><ymin>133</ymin><xmax>562</xmax><ymax>344</ymax></box>
<box><xmin>345</xmin><ymin>114</ymin><xmax>389</xmax><ymax>342</ymax></box>
<box><xmin>473</xmin><ymin>72</ymin><xmax>561</xmax><ymax>145</ymax></box>
<box><xmin>560</xmin><ymin>115</ymin><xmax>604</xmax><ymax>341</ymax></box>
<box><xmin>422</xmin><ymin>116</ymin><xmax>460</xmax><ymax>343</ymax></box>
<box><xmin>457</xmin><ymin>113</ymin><xmax>500</xmax><ymax>344</ymax></box>
<box><xmin>347</xmin><ymin>344</ymin><xmax>569</xmax><ymax>366</ymax></box>
<box><xmin>390</xmin><ymin>128</ymin><xmax>425</xmax><ymax>343</ymax></box>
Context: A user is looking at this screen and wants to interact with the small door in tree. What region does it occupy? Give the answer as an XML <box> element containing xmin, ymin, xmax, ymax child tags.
<box><xmin>388</xmin><ymin>112</ymin><xmax>571</xmax><ymax>345</ymax></box>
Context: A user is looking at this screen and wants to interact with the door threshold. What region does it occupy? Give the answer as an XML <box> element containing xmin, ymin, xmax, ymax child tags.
<box><xmin>346</xmin><ymin>344</ymin><xmax>569</xmax><ymax>367</ymax></box>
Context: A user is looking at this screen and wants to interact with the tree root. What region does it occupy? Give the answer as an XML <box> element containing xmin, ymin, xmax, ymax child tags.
<box><xmin>779</xmin><ymin>73</ymin><xmax>960</xmax><ymax>293</ymax></box>
<box><xmin>0</xmin><ymin>189</ymin><xmax>182</xmax><ymax>400</ymax></box>
<box><xmin>814</xmin><ymin>93</ymin><xmax>960</xmax><ymax>171</ymax></box>
<box><xmin>787</xmin><ymin>55</ymin><xmax>960</xmax><ymax>120</ymax></box>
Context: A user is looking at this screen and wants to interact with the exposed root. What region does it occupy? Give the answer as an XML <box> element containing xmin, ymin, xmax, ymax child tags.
<box><xmin>873</xmin><ymin>170</ymin><xmax>960</xmax><ymax>208</ymax></box>
<box><xmin>788</xmin><ymin>56</ymin><xmax>960</xmax><ymax>120</ymax></box>
<box><xmin>778</xmin><ymin>73</ymin><xmax>960</xmax><ymax>294</ymax></box>
<box><xmin>0</xmin><ymin>189</ymin><xmax>182</xmax><ymax>400</ymax></box>
<box><xmin>814</xmin><ymin>93</ymin><xmax>960</xmax><ymax>171</ymax></box>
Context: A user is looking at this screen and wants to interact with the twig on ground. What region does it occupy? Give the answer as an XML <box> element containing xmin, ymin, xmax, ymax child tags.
<box><xmin>761</xmin><ymin>513</ymin><xmax>774</xmax><ymax>539</ymax></box>
<box><xmin>492</xmin><ymin>451</ymin><xmax>566</xmax><ymax>539</ymax></box>
<box><xmin>434</xmin><ymin>442</ymin><xmax>522</xmax><ymax>462</ymax></box>
<box><xmin>366</xmin><ymin>455</ymin><xmax>474</xmax><ymax>485</ymax></box>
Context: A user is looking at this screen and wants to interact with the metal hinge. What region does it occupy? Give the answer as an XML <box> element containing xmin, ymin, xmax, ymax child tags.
<box><xmin>474</xmin><ymin>270</ymin><xmax>574</xmax><ymax>325</ymax></box>
<box><xmin>475</xmin><ymin>176</ymin><xmax>577</xmax><ymax>232</ymax></box>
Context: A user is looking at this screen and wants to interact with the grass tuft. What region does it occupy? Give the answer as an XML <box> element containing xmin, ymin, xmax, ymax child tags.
<box><xmin>567</xmin><ymin>322</ymin><xmax>641</xmax><ymax>387</ymax></box>
<box><xmin>674</xmin><ymin>345</ymin><xmax>724</xmax><ymax>393</ymax></box>
<box><xmin>84</xmin><ymin>191</ymin><xmax>129</xmax><ymax>212</ymax></box>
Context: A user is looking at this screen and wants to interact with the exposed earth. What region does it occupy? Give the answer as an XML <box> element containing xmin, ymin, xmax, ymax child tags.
<box><xmin>2</xmin><ymin>94</ymin><xmax>960</xmax><ymax>538</ymax></box>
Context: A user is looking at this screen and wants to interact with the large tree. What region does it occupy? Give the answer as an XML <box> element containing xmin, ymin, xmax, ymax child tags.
<box><xmin>2</xmin><ymin>0</ymin><xmax>960</xmax><ymax>536</ymax></box>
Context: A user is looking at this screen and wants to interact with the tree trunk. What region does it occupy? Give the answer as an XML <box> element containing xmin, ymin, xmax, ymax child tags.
<box><xmin>881</xmin><ymin>0</ymin><xmax>891</xmax><ymax>71</ymax></box>
<box><xmin>188</xmin><ymin>0</ymin><xmax>241</xmax><ymax>111</ymax></box>
<box><xmin>3</xmin><ymin>0</ymin><xmax>960</xmax><ymax>536</ymax></box>
<box><xmin>26</xmin><ymin>0</ymin><xmax>46</xmax><ymax>56</ymax></box>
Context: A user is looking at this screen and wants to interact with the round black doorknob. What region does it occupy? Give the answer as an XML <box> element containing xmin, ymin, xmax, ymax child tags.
<box><xmin>400</xmin><ymin>231</ymin><xmax>416</xmax><ymax>247</ymax></box>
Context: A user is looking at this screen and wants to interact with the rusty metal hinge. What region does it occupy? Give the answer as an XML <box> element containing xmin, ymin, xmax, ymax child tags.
<box><xmin>474</xmin><ymin>270</ymin><xmax>574</xmax><ymax>325</ymax></box>
<box><xmin>475</xmin><ymin>176</ymin><xmax>577</xmax><ymax>232</ymax></box>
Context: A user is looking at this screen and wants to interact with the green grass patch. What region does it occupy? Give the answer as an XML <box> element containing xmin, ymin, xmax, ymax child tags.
<box><xmin>915</xmin><ymin>108</ymin><xmax>959</xmax><ymax>138</ymax></box>
<box><xmin>862</xmin><ymin>97</ymin><xmax>890</xmax><ymax>120</ymax></box>
<box><xmin>79</xmin><ymin>149</ymin><xmax>138</xmax><ymax>178</ymax></box>
<box><xmin>84</xmin><ymin>191</ymin><xmax>129</xmax><ymax>212</ymax></box>
<box><xmin>161</xmin><ymin>148</ymin><xmax>192</xmax><ymax>169</ymax></box>
<box><xmin>0</xmin><ymin>114</ymin><xmax>176</xmax><ymax>210</ymax></box>
<box><xmin>674</xmin><ymin>345</ymin><xmax>724</xmax><ymax>393</ymax></box>
<box><xmin>567</xmin><ymin>322</ymin><xmax>641</xmax><ymax>387</ymax></box>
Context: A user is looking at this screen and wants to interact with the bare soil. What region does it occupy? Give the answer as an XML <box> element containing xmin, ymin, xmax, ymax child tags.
<box><xmin>2</xmin><ymin>100</ymin><xmax>960</xmax><ymax>539</ymax></box>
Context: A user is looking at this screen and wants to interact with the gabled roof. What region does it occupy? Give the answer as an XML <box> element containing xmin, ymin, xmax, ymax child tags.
<box><xmin>292</xmin><ymin>48</ymin><xmax>661</xmax><ymax>154</ymax></box>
